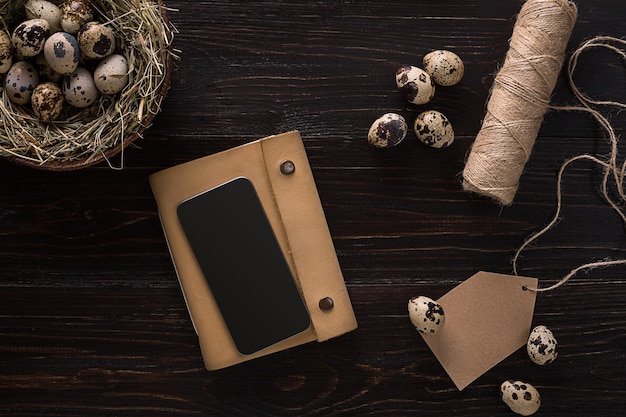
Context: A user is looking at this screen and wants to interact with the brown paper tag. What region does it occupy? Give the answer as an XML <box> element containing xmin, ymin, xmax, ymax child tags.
<box><xmin>421</xmin><ymin>271</ymin><xmax>538</xmax><ymax>390</ymax></box>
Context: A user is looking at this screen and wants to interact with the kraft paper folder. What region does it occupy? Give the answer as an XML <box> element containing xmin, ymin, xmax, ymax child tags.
<box><xmin>149</xmin><ymin>131</ymin><xmax>358</xmax><ymax>370</ymax></box>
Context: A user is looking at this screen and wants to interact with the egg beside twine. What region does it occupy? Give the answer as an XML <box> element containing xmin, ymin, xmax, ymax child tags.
<box><xmin>423</xmin><ymin>49</ymin><xmax>465</xmax><ymax>87</ymax></box>
<box><xmin>414</xmin><ymin>110</ymin><xmax>455</xmax><ymax>148</ymax></box>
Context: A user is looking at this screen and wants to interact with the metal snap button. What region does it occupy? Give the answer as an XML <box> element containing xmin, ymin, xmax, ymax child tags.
<box><xmin>318</xmin><ymin>297</ymin><xmax>334</xmax><ymax>311</ymax></box>
<box><xmin>280</xmin><ymin>160</ymin><xmax>296</xmax><ymax>175</ymax></box>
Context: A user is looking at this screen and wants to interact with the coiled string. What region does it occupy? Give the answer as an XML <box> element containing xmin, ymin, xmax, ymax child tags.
<box><xmin>514</xmin><ymin>36</ymin><xmax>626</xmax><ymax>292</ymax></box>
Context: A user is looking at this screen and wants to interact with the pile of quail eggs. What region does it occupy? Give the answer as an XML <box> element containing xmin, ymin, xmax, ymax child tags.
<box><xmin>0</xmin><ymin>0</ymin><xmax>129</xmax><ymax>122</ymax></box>
<box><xmin>368</xmin><ymin>50</ymin><xmax>464</xmax><ymax>150</ymax></box>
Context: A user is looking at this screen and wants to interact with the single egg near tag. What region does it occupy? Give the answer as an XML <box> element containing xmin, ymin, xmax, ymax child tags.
<box><xmin>527</xmin><ymin>325</ymin><xmax>558</xmax><ymax>365</ymax></box>
<box><xmin>421</xmin><ymin>271</ymin><xmax>538</xmax><ymax>391</ymax></box>
<box><xmin>501</xmin><ymin>380</ymin><xmax>541</xmax><ymax>415</ymax></box>
<box><xmin>408</xmin><ymin>296</ymin><xmax>445</xmax><ymax>334</ymax></box>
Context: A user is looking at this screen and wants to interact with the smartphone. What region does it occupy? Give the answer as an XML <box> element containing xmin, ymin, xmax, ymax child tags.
<box><xmin>176</xmin><ymin>177</ymin><xmax>311</xmax><ymax>355</ymax></box>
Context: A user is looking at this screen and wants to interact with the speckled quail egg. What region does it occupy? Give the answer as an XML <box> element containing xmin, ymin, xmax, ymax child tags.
<box><xmin>0</xmin><ymin>31</ymin><xmax>12</xmax><ymax>74</ymax></box>
<box><xmin>501</xmin><ymin>380</ymin><xmax>541</xmax><ymax>416</ymax></box>
<box><xmin>31</xmin><ymin>81</ymin><xmax>65</xmax><ymax>122</ymax></box>
<box><xmin>423</xmin><ymin>50</ymin><xmax>465</xmax><ymax>87</ymax></box>
<box><xmin>526</xmin><ymin>325</ymin><xmax>558</xmax><ymax>365</ymax></box>
<box><xmin>367</xmin><ymin>113</ymin><xmax>408</xmax><ymax>148</ymax></box>
<box><xmin>93</xmin><ymin>53</ymin><xmax>129</xmax><ymax>94</ymax></box>
<box><xmin>63</xmin><ymin>67</ymin><xmax>99</xmax><ymax>108</ymax></box>
<box><xmin>396</xmin><ymin>65</ymin><xmax>435</xmax><ymax>105</ymax></box>
<box><xmin>25</xmin><ymin>0</ymin><xmax>63</xmax><ymax>33</ymax></box>
<box><xmin>5</xmin><ymin>61</ymin><xmax>40</xmax><ymax>105</ymax></box>
<box><xmin>60</xmin><ymin>0</ymin><xmax>94</xmax><ymax>34</ymax></box>
<box><xmin>34</xmin><ymin>53</ymin><xmax>63</xmax><ymax>83</ymax></box>
<box><xmin>11</xmin><ymin>19</ymin><xmax>51</xmax><ymax>58</ymax></box>
<box><xmin>44</xmin><ymin>31</ymin><xmax>80</xmax><ymax>75</ymax></box>
<box><xmin>408</xmin><ymin>295</ymin><xmax>445</xmax><ymax>334</ymax></box>
<box><xmin>413</xmin><ymin>110</ymin><xmax>455</xmax><ymax>148</ymax></box>
<box><xmin>78</xmin><ymin>22</ymin><xmax>116</xmax><ymax>59</ymax></box>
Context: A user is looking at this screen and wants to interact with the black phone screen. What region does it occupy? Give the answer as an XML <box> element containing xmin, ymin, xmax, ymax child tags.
<box><xmin>176</xmin><ymin>177</ymin><xmax>311</xmax><ymax>355</ymax></box>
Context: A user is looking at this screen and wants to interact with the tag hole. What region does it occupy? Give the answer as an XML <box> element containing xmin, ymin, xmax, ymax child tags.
<box><xmin>522</xmin><ymin>285</ymin><xmax>528</xmax><ymax>291</ymax></box>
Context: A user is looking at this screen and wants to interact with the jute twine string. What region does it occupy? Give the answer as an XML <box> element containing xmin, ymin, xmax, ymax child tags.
<box><xmin>513</xmin><ymin>36</ymin><xmax>626</xmax><ymax>292</ymax></box>
<box><xmin>462</xmin><ymin>0</ymin><xmax>578</xmax><ymax>205</ymax></box>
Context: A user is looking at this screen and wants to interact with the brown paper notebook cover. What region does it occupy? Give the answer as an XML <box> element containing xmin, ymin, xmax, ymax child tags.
<box><xmin>149</xmin><ymin>131</ymin><xmax>357</xmax><ymax>370</ymax></box>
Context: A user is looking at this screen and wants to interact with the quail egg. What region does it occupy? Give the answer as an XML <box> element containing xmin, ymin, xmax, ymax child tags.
<box><xmin>78</xmin><ymin>22</ymin><xmax>116</xmax><ymax>59</ymax></box>
<box><xmin>423</xmin><ymin>50</ymin><xmax>465</xmax><ymax>87</ymax></box>
<box><xmin>34</xmin><ymin>53</ymin><xmax>63</xmax><ymax>83</ymax></box>
<box><xmin>31</xmin><ymin>81</ymin><xmax>65</xmax><ymax>122</ymax></box>
<box><xmin>367</xmin><ymin>113</ymin><xmax>408</xmax><ymax>148</ymax></box>
<box><xmin>11</xmin><ymin>18</ymin><xmax>51</xmax><ymax>58</ymax></box>
<box><xmin>408</xmin><ymin>295</ymin><xmax>445</xmax><ymax>334</ymax></box>
<box><xmin>25</xmin><ymin>0</ymin><xmax>63</xmax><ymax>33</ymax></box>
<box><xmin>44</xmin><ymin>31</ymin><xmax>80</xmax><ymax>75</ymax></box>
<box><xmin>501</xmin><ymin>380</ymin><xmax>541</xmax><ymax>416</ymax></box>
<box><xmin>396</xmin><ymin>65</ymin><xmax>435</xmax><ymax>105</ymax></box>
<box><xmin>60</xmin><ymin>0</ymin><xmax>94</xmax><ymax>34</ymax></box>
<box><xmin>93</xmin><ymin>53</ymin><xmax>129</xmax><ymax>94</ymax></box>
<box><xmin>63</xmin><ymin>67</ymin><xmax>99</xmax><ymax>108</ymax></box>
<box><xmin>5</xmin><ymin>61</ymin><xmax>40</xmax><ymax>105</ymax></box>
<box><xmin>526</xmin><ymin>325</ymin><xmax>558</xmax><ymax>365</ymax></box>
<box><xmin>0</xmin><ymin>31</ymin><xmax>12</xmax><ymax>73</ymax></box>
<box><xmin>413</xmin><ymin>110</ymin><xmax>455</xmax><ymax>148</ymax></box>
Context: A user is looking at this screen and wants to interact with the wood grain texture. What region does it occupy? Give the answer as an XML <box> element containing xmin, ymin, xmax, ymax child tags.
<box><xmin>1</xmin><ymin>0</ymin><xmax>625</xmax><ymax>415</ymax></box>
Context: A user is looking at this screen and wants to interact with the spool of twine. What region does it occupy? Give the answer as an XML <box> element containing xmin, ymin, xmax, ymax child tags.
<box><xmin>462</xmin><ymin>0</ymin><xmax>578</xmax><ymax>205</ymax></box>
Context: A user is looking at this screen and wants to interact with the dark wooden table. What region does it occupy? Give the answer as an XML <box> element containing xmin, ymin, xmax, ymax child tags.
<box><xmin>1</xmin><ymin>1</ymin><xmax>625</xmax><ymax>415</ymax></box>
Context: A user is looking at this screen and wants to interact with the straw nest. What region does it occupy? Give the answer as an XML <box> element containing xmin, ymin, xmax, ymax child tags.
<box><xmin>0</xmin><ymin>0</ymin><xmax>174</xmax><ymax>170</ymax></box>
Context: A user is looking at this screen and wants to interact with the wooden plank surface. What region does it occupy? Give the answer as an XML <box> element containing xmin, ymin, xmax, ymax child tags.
<box><xmin>1</xmin><ymin>0</ymin><xmax>625</xmax><ymax>415</ymax></box>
